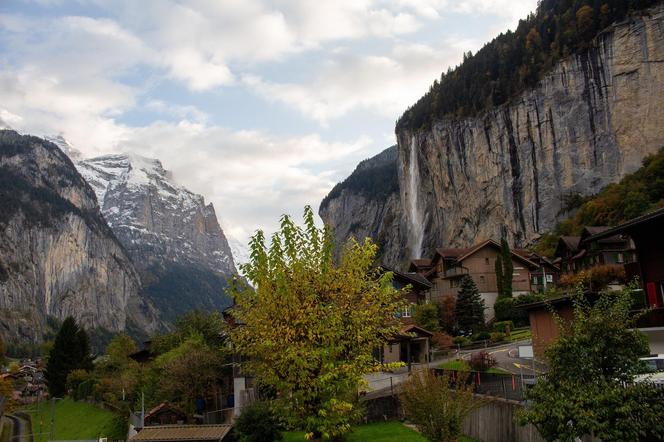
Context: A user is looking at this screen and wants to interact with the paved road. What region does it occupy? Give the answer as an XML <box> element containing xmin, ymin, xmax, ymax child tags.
<box><xmin>434</xmin><ymin>340</ymin><xmax>548</xmax><ymax>375</ymax></box>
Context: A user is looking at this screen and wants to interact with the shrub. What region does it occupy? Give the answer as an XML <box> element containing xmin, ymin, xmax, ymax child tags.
<box><xmin>414</xmin><ymin>303</ymin><xmax>441</xmax><ymax>332</ymax></box>
<box><xmin>560</xmin><ymin>265</ymin><xmax>627</xmax><ymax>291</ymax></box>
<box><xmin>489</xmin><ymin>332</ymin><xmax>507</xmax><ymax>343</ymax></box>
<box><xmin>469</xmin><ymin>351</ymin><xmax>497</xmax><ymax>372</ymax></box>
<box><xmin>400</xmin><ymin>369</ymin><xmax>480</xmax><ymax>442</ymax></box>
<box><xmin>494</xmin><ymin>297</ymin><xmax>515</xmax><ymax>322</ymax></box>
<box><xmin>66</xmin><ymin>369</ymin><xmax>92</xmax><ymax>399</ymax></box>
<box><xmin>493</xmin><ymin>321</ymin><xmax>514</xmax><ymax>334</ymax></box>
<box><xmin>234</xmin><ymin>401</ymin><xmax>283</xmax><ymax>442</ymax></box>
<box><xmin>432</xmin><ymin>331</ymin><xmax>454</xmax><ymax>350</ymax></box>
<box><xmin>471</xmin><ymin>331</ymin><xmax>490</xmax><ymax>342</ymax></box>
<box><xmin>452</xmin><ymin>336</ymin><xmax>471</xmax><ymax>347</ymax></box>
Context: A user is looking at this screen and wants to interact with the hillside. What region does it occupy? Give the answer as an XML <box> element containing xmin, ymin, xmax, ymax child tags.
<box><xmin>323</xmin><ymin>1</ymin><xmax>664</xmax><ymax>267</ymax></box>
<box><xmin>76</xmin><ymin>153</ymin><xmax>237</xmax><ymax>323</ymax></box>
<box><xmin>397</xmin><ymin>0</ymin><xmax>661</xmax><ymax>132</ymax></box>
<box><xmin>0</xmin><ymin>131</ymin><xmax>159</xmax><ymax>350</ymax></box>
<box><xmin>535</xmin><ymin>147</ymin><xmax>664</xmax><ymax>256</ymax></box>
<box><xmin>319</xmin><ymin>146</ymin><xmax>404</xmax><ymax>264</ymax></box>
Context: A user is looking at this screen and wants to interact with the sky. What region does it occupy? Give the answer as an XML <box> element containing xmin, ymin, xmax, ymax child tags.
<box><xmin>0</xmin><ymin>0</ymin><xmax>537</xmax><ymax>255</ymax></box>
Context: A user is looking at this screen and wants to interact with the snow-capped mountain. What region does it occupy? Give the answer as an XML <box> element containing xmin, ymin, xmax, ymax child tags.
<box><xmin>75</xmin><ymin>152</ymin><xmax>237</xmax><ymax>322</ymax></box>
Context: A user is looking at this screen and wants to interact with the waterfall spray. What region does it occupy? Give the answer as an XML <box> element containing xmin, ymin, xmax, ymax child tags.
<box><xmin>407</xmin><ymin>136</ymin><xmax>425</xmax><ymax>258</ymax></box>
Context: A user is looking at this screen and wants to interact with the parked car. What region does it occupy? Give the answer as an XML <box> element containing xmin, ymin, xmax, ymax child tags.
<box><xmin>635</xmin><ymin>355</ymin><xmax>664</xmax><ymax>386</ymax></box>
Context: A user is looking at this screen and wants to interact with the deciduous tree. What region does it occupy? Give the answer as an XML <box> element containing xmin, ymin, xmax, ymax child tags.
<box><xmin>519</xmin><ymin>286</ymin><xmax>664</xmax><ymax>440</ymax></box>
<box><xmin>228</xmin><ymin>206</ymin><xmax>404</xmax><ymax>440</ymax></box>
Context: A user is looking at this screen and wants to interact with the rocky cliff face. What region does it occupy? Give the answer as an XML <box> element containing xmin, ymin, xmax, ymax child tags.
<box><xmin>398</xmin><ymin>6</ymin><xmax>664</xmax><ymax>261</ymax></box>
<box><xmin>325</xmin><ymin>4</ymin><xmax>664</xmax><ymax>267</ymax></box>
<box><xmin>76</xmin><ymin>154</ymin><xmax>237</xmax><ymax>322</ymax></box>
<box><xmin>0</xmin><ymin>131</ymin><xmax>159</xmax><ymax>347</ymax></box>
<box><xmin>319</xmin><ymin>146</ymin><xmax>406</xmax><ymax>264</ymax></box>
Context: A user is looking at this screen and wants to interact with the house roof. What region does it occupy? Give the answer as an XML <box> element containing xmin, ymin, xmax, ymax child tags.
<box><xmin>585</xmin><ymin>207</ymin><xmax>664</xmax><ymax>241</ymax></box>
<box><xmin>435</xmin><ymin>248</ymin><xmax>468</xmax><ymax>258</ymax></box>
<box><xmin>453</xmin><ymin>239</ymin><xmax>539</xmax><ymax>269</ymax></box>
<box><xmin>382</xmin><ymin>266</ymin><xmax>433</xmax><ymax>289</ymax></box>
<box><xmin>400</xmin><ymin>324</ymin><xmax>434</xmax><ymax>337</ymax></box>
<box><xmin>410</xmin><ymin>259</ymin><xmax>432</xmax><ymax>267</ymax></box>
<box><xmin>145</xmin><ymin>403</ymin><xmax>186</xmax><ymax>420</ymax></box>
<box><xmin>130</xmin><ymin>425</ymin><xmax>232</xmax><ymax>442</ymax></box>
<box><xmin>559</xmin><ymin>236</ymin><xmax>581</xmax><ymax>251</ymax></box>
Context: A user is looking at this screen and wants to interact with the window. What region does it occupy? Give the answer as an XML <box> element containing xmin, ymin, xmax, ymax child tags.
<box><xmin>617</xmin><ymin>253</ymin><xmax>624</xmax><ymax>264</ymax></box>
<box><xmin>479</xmin><ymin>275</ymin><xmax>485</xmax><ymax>284</ymax></box>
<box><xmin>532</xmin><ymin>276</ymin><xmax>539</xmax><ymax>285</ymax></box>
<box><xmin>546</xmin><ymin>274</ymin><xmax>553</xmax><ymax>283</ymax></box>
<box><xmin>485</xmin><ymin>257</ymin><xmax>490</xmax><ymax>265</ymax></box>
<box><xmin>402</xmin><ymin>304</ymin><xmax>412</xmax><ymax>318</ymax></box>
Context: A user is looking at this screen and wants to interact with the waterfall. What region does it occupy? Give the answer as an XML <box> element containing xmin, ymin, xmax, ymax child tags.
<box><xmin>407</xmin><ymin>136</ymin><xmax>425</xmax><ymax>259</ymax></box>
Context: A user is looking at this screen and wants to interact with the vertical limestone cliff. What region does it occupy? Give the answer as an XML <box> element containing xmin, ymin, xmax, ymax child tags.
<box><xmin>396</xmin><ymin>4</ymin><xmax>664</xmax><ymax>261</ymax></box>
<box><xmin>0</xmin><ymin>131</ymin><xmax>159</xmax><ymax>347</ymax></box>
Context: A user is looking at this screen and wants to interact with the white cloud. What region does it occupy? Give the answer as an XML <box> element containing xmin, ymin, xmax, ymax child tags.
<box><xmin>0</xmin><ymin>0</ymin><xmax>539</xmax><ymax>245</ymax></box>
<box><xmin>243</xmin><ymin>38</ymin><xmax>479</xmax><ymax>125</ymax></box>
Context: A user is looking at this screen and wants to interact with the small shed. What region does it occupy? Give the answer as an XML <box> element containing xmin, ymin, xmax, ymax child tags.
<box><xmin>130</xmin><ymin>425</ymin><xmax>232</xmax><ymax>442</ymax></box>
<box><xmin>144</xmin><ymin>403</ymin><xmax>188</xmax><ymax>426</ymax></box>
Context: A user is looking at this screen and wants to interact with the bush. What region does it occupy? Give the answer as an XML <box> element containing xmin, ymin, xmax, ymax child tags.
<box><xmin>414</xmin><ymin>303</ymin><xmax>441</xmax><ymax>332</ymax></box>
<box><xmin>496</xmin><ymin>294</ymin><xmax>545</xmax><ymax>327</ymax></box>
<box><xmin>452</xmin><ymin>336</ymin><xmax>471</xmax><ymax>347</ymax></box>
<box><xmin>489</xmin><ymin>332</ymin><xmax>507</xmax><ymax>343</ymax></box>
<box><xmin>234</xmin><ymin>401</ymin><xmax>283</xmax><ymax>442</ymax></box>
<box><xmin>400</xmin><ymin>369</ymin><xmax>480</xmax><ymax>442</ymax></box>
<box><xmin>493</xmin><ymin>321</ymin><xmax>514</xmax><ymax>334</ymax></box>
<box><xmin>469</xmin><ymin>351</ymin><xmax>497</xmax><ymax>372</ymax></box>
<box><xmin>432</xmin><ymin>331</ymin><xmax>454</xmax><ymax>350</ymax></box>
<box><xmin>471</xmin><ymin>331</ymin><xmax>490</xmax><ymax>342</ymax></box>
<box><xmin>560</xmin><ymin>265</ymin><xmax>627</xmax><ymax>291</ymax></box>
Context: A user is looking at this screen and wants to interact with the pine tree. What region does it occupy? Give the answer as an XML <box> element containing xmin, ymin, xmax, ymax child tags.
<box><xmin>495</xmin><ymin>254</ymin><xmax>504</xmax><ymax>298</ymax></box>
<box><xmin>45</xmin><ymin>317</ymin><xmax>93</xmax><ymax>397</ymax></box>
<box><xmin>455</xmin><ymin>276</ymin><xmax>486</xmax><ymax>335</ymax></box>
<box><xmin>500</xmin><ymin>237</ymin><xmax>513</xmax><ymax>297</ymax></box>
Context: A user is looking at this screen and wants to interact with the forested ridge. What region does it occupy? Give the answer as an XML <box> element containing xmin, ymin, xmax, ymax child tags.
<box><xmin>397</xmin><ymin>0</ymin><xmax>660</xmax><ymax>132</ymax></box>
<box><xmin>534</xmin><ymin>147</ymin><xmax>664</xmax><ymax>256</ymax></box>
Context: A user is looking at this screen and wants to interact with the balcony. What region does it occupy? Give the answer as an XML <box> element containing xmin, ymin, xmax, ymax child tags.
<box><xmin>442</xmin><ymin>266</ymin><xmax>469</xmax><ymax>279</ymax></box>
<box><xmin>635</xmin><ymin>308</ymin><xmax>664</xmax><ymax>329</ymax></box>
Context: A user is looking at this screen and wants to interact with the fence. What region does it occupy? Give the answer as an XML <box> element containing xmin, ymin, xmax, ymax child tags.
<box><xmin>434</xmin><ymin>368</ymin><xmax>535</xmax><ymax>402</ymax></box>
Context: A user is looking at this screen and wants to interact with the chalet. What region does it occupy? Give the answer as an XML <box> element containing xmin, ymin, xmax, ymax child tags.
<box><xmin>586</xmin><ymin>208</ymin><xmax>664</xmax><ymax>353</ymax></box>
<box><xmin>555</xmin><ymin>227</ymin><xmax>636</xmax><ymax>274</ymax></box>
<box><xmin>412</xmin><ymin>239</ymin><xmax>539</xmax><ymax>321</ymax></box>
<box><xmin>525</xmin><ymin>208</ymin><xmax>664</xmax><ymax>357</ymax></box>
<box><xmin>526</xmin><ymin>252</ymin><xmax>561</xmax><ymax>292</ymax></box>
<box><xmin>376</xmin><ymin>267</ymin><xmax>433</xmax><ymax>367</ymax></box>
<box><xmin>144</xmin><ymin>402</ymin><xmax>188</xmax><ymax>426</ymax></box>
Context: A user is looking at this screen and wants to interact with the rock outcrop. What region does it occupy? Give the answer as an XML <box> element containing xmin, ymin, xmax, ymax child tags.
<box><xmin>324</xmin><ymin>4</ymin><xmax>664</xmax><ymax>267</ymax></box>
<box><xmin>0</xmin><ymin>131</ymin><xmax>159</xmax><ymax>347</ymax></box>
<box><xmin>77</xmin><ymin>154</ymin><xmax>237</xmax><ymax>322</ymax></box>
<box><xmin>319</xmin><ymin>146</ymin><xmax>405</xmax><ymax>264</ymax></box>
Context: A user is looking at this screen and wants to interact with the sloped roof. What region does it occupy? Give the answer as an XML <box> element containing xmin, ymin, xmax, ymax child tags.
<box><xmin>454</xmin><ymin>239</ymin><xmax>539</xmax><ymax>268</ymax></box>
<box><xmin>586</xmin><ymin>207</ymin><xmax>664</xmax><ymax>240</ymax></box>
<box><xmin>383</xmin><ymin>266</ymin><xmax>433</xmax><ymax>288</ymax></box>
<box><xmin>435</xmin><ymin>248</ymin><xmax>468</xmax><ymax>258</ymax></box>
<box><xmin>145</xmin><ymin>403</ymin><xmax>186</xmax><ymax>420</ymax></box>
<box><xmin>558</xmin><ymin>236</ymin><xmax>581</xmax><ymax>252</ymax></box>
<box><xmin>400</xmin><ymin>324</ymin><xmax>434</xmax><ymax>337</ymax></box>
<box><xmin>131</xmin><ymin>425</ymin><xmax>231</xmax><ymax>442</ymax></box>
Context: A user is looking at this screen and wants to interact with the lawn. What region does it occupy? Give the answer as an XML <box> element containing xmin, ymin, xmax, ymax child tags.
<box><xmin>282</xmin><ymin>421</ymin><xmax>476</xmax><ymax>441</ymax></box>
<box><xmin>20</xmin><ymin>398</ymin><xmax>122</xmax><ymax>441</ymax></box>
<box><xmin>508</xmin><ymin>328</ymin><xmax>532</xmax><ymax>342</ymax></box>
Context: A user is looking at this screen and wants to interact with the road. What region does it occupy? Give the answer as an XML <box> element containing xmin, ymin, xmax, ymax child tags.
<box><xmin>438</xmin><ymin>340</ymin><xmax>548</xmax><ymax>375</ymax></box>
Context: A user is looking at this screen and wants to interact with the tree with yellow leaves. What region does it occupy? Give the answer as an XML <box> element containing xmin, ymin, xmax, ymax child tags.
<box><xmin>228</xmin><ymin>206</ymin><xmax>405</xmax><ymax>440</ymax></box>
